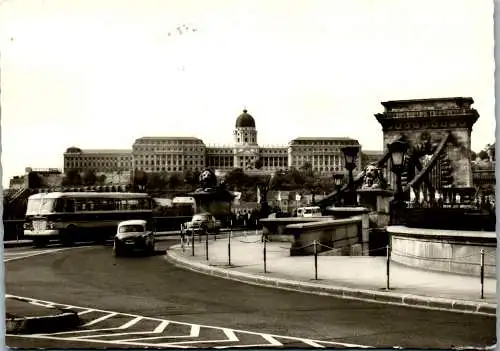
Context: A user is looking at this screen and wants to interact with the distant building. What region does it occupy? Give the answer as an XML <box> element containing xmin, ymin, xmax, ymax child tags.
<box><xmin>360</xmin><ymin>150</ymin><xmax>384</xmax><ymax>169</ymax></box>
<box><xmin>63</xmin><ymin>109</ymin><xmax>361</xmax><ymax>177</ymax></box>
<box><xmin>64</xmin><ymin>147</ymin><xmax>132</xmax><ymax>173</ymax></box>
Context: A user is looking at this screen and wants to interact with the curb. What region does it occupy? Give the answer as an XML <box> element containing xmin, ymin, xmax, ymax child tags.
<box><xmin>166</xmin><ymin>249</ymin><xmax>497</xmax><ymax>317</ymax></box>
<box><xmin>6</xmin><ymin>308</ymin><xmax>82</xmax><ymax>334</ymax></box>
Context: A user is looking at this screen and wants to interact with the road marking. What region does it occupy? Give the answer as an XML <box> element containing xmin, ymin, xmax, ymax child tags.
<box><xmin>262</xmin><ymin>334</ymin><xmax>283</xmax><ymax>346</ymax></box>
<box><xmin>77</xmin><ymin>309</ymin><xmax>95</xmax><ymax>315</ymax></box>
<box><xmin>4</xmin><ymin>249</ymin><xmax>66</xmax><ymax>262</ymax></box>
<box><xmin>154</xmin><ymin>320</ymin><xmax>169</xmax><ymax>333</ymax></box>
<box><xmin>5</xmin><ymin>294</ymin><xmax>372</xmax><ymax>349</ymax></box>
<box><xmin>4</xmin><ymin>246</ymin><xmax>93</xmax><ymax>263</ymax></box>
<box><xmin>118</xmin><ymin>316</ymin><xmax>142</xmax><ymax>329</ymax></box>
<box><xmin>83</xmin><ymin>312</ymin><xmax>118</xmax><ymax>327</ymax></box>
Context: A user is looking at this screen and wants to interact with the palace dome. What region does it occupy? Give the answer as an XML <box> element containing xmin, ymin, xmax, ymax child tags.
<box><xmin>235</xmin><ymin>109</ymin><xmax>256</xmax><ymax>128</ymax></box>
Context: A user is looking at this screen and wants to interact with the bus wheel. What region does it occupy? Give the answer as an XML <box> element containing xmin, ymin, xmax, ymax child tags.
<box><xmin>60</xmin><ymin>227</ymin><xmax>76</xmax><ymax>247</ymax></box>
<box><xmin>33</xmin><ymin>238</ymin><xmax>47</xmax><ymax>248</ymax></box>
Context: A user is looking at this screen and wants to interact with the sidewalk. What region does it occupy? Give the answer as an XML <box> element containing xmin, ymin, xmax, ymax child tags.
<box><xmin>167</xmin><ymin>233</ymin><xmax>497</xmax><ymax>316</ymax></box>
<box><xmin>5</xmin><ymin>295</ymin><xmax>81</xmax><ymax>334</ymax></box>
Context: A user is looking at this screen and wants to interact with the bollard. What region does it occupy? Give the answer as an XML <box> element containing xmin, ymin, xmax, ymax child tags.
<box><xmin>386</xmin><ymin>245</ymin><xmax>391</xmax><ymax>290</ymax></box>
<box><xmin>228</xmin><ymin>230</ymin><xmax>232</xmax><ymax>266</ymax></box>
<box><xmin>263</xmin><ymin>237</ymin><xmax>267</xmax><ymax>273</ymax></box>
<box><xmin>180</xmin><ymin>224</ymin><xmax>185</xmax><ymax>253</ymax></box>
<box><xmin>244</xmin><ymin>220</ymin><xmax>247</xmax><ymax>237</ymax></box>
<box><xmin>314</xmin><ymin>240</ymin><xmax>318</xmax><ymax>280</ymax></box>
<box><xmin>205</xmin><ymin>231</ymin><xmax>209</xmax><ymax>261</ymax></box>
<box><xmin>480</xmin><ymin>249</ymin><xmax>485</xmax><ymax>299</ymax></box>
<box><xmin>191</xmin><ymin>231</ymin><xmax>195</xmax><ymax>257</ymax></box>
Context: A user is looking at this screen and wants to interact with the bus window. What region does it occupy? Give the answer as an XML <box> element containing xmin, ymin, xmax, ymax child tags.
<box><xmin>63</xmin><ymin>199</ymin><xmax>75</xmax><ymax>212</ymax></box>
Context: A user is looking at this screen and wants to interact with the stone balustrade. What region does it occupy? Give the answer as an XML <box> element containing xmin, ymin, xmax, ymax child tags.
<box><xmin>287</xmin><ymin>217</ymin><xmax>363</xmax><ymax>256</ymax></box>
<box><xmin>260</xmin><ymin>211</ymin><xmax>370</xmax><ymax>256</ymax></box>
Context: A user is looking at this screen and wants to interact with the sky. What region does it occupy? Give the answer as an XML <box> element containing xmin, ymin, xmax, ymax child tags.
<box><xmin>0</xmin><ymin>0</ymin><xmax>495</xmax><ymax>188</ymax></box>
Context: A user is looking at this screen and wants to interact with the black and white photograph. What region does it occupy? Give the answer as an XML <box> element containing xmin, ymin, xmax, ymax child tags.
<box><xmin>0</xmin><ymin>0</ymin><xmax>496</xmax><ymax>349</ymax></box>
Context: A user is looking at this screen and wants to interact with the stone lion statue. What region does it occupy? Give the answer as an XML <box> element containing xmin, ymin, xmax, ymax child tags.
<box><xmin>199</xmin><ymin>168</ymin><xmax>217</xmax><ymax>188</ymax></box>
<box><xmin>361</xmin><ymin>163</ymin><xmax>387</xmax><ymax>190</ymax></box>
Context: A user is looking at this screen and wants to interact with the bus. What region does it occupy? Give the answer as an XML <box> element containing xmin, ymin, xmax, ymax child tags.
<box><xmin>23</xmin><ymin>192</ymin><xmax>154</xmax><ymax>247</ymax></box>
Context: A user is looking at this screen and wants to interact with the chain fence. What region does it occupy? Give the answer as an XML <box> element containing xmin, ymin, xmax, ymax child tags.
<box><xmin>177</xmin><ymin>225</ymin><xmax>493</xmax><ymax>300</ymax></box>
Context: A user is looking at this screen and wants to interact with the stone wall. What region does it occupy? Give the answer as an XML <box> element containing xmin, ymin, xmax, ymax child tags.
<box><xmin>388</xmin><ymin>225</ymin><xmax>496</xmax><ymax>277</ymax></box>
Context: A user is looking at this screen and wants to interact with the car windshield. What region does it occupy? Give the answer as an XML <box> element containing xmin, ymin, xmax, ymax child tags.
<box><xmin>119</xmin><ymin>225</ymin><xmax>144</xmax><ymax>233</ymax></box>
<box><xmin>192</xmin><ymin>215</ymin><xmax>207</xmax><ymax>221</ymax></box>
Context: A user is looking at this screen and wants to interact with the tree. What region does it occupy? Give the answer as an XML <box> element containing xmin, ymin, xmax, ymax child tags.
<box><xmin>62</xmin><ymin>169</ymin><xmax>82</xmax><ymax>186</ymax></box>
<box><xmin>478</xmin><ymin>150</ymin><xmax>489</xmax><ymax>161</ymax></box>
<box><xmin>167</xmin><ymin>173</ymin><xmax>184</xmax><ymax>189</ymax></box>
<box><xmin>146</xmin><ymin>172</ymin><xmax>165</xmax><ymax>190</ymax></box>
<box><xmin>224</xmin><ymin>168</ymin><xmax>249</xmax><ymax>190</ymax></box>
<box><xmin>487</xmin><ymin>143</ymin><xmax>495</xmax><ymax>161</ymax></box>
<box><xmin>183</xmin><ymin>170</ymin><xmax>201</xmax><ymax>188</ymax></box>
<box><xmin>470</xmin><ymin>151</ymin><xmax>477</xmax><ymax>161</ymax></box>
<box><xmin>82</xmin><ymin>169</ymin><xmax>97</xmax><ymax>186</ymax></box>
<box><xmin>97</xmin><ymin>174</ymin><xmax>107</xmax><ymax>185</ymax></box>
<box><xmin>131</xmin><ymin>169</ymin><xmax>148</xmax><ymax>191</ymax></box>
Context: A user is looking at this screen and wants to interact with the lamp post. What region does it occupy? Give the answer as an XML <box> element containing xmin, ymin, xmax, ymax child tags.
<box><xmin>388</xmin><ymin>140</ymin><xmax>409</xmax><ymax>225</ymax></box>
<box><xmin>341</xmin><ymin>146</ymin><xmax>360</xmax><ymax>206</ymax></box>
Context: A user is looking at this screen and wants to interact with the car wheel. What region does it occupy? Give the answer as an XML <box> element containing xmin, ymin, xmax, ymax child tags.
<box><xmin>33</xmin><ymin>238</ymin><xmax>47</xmax><ymax>248</ymax></box>
<box><xmin>113</xmin><ymin>243</ymin><xmax>123</xmax><ymax>257</ymax></box>
<box><xmin>148</xmin><ymin>243</ymin><xmax>155</xmax><ymax>255</ymax></box>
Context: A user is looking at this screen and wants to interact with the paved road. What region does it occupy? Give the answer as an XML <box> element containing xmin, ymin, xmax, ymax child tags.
<box><xmin>4</xmin><ymin>240</ymin><xmax>496</xmax><ymax>349</ymax></box>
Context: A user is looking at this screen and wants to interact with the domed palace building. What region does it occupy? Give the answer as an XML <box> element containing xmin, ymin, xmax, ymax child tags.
<box><xmin>64</xmin><ymin>110</ymin><xmax>362</xmax><ymax>179</ymax></box>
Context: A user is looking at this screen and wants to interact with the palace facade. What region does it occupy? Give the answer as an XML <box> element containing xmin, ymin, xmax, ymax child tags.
<box><xmin>64</xmin><ymin>110</ymin><xmax>362</xmax><ymax>177</ymax></box>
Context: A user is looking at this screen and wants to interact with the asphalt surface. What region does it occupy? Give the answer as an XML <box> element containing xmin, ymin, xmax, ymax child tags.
<box><xmin>4</xmin><ymin>240</ymin><xmax>496</xmax><ymax>349</ymax></box>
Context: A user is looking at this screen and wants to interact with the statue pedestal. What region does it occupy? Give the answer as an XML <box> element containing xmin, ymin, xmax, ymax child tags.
<box><xmin>356</xmin><ymin>188</ymin><xmax>394</xmax><ymax>229</ymax></box>
<box><xmin>357</xmin><ymin>189</ymin><xmax>393</xmax><ymax>213</ymax></box>
<box><xmin>188</xmin><ymin>188</ymin><xmax>234</xmax><ymax>214</ymax></box>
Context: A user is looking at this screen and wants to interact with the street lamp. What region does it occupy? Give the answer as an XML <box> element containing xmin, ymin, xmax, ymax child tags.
<box><xmin>388</xmin><ymin>140</ymin><xmax>408</xmax><ymax>200</ymax></box>
<box><xmin>341</xmin><ymin>146</ymin><xmax>360</xmax><ymax>206</ymax></box>
<box><xmin>388</xmin><ymin>140</ymin><xmax>409</xmax><ymax>224</ymax></box>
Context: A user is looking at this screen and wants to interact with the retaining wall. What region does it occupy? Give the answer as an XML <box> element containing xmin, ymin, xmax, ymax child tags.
<box><xmin>387</xmin><ymin>226</ymin><xmax>496</xmax><ymax>277</ymax></box>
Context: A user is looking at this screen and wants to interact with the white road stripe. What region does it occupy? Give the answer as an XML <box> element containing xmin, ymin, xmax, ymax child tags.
<box><xmin>77</xmin><ymin>309</ymin><xmax>96</xmax><ymax>315</ymax></box>
<box><xmin>190</xmin><ymin>325</ymin><xmax>200</xmax><ymax>337</ymax></box>
<box><xmin>73</xmin><ymin>321</ymin><xmax>170</xmax><ymax>339</ymax></box>
<box><xmin>4</xmin><ymin>246</ymin><xmax>92</xmax><ymax>263</ymax></box>
<box><xmin>222</xmin><ymin>329</ymin><xmax>239</xmax><ymax>342</ymax></box>
<box><xmin>301</xmin><ymin>339</ymin><xmax>326</xmax><ymax>348</ymax></box>
<box><xmin>4</xmin><ymin>249</ymin><xmax>66</xmax><ymax>262</ymax></box>
<box><xmin>83</xmin><ymin>312</ymin><xmax>118</xmax><ymax>327</ymax></box>
<box><xmin>261</xmin><ymin>334</ymin><xmax>283</xmax><ymax>346</ymax></box>
<box><xmin>119</xmin><ymin>316</ymin><xmax>142</xmax><ymax>329</ymax></box>
<box><xmin>6</xmin><ymin>294</ymin><xmax>372</xmax><ymax>349</ymax></box>
<box><xmin>154</xmin><ymin>320</ymin><xmax>169</xmax><ymax>333</ymax></box>
<box><xmin>29</xmin><ymin>301</ymin><xmax>53</xmax><ymax>308</ymax></box>
<box><xmin>7</xmin><ymin>334</ymin><xmax>191</xmax><ymax>349</ymax></box>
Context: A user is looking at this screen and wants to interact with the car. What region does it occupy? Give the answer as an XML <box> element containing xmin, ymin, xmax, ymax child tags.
<box><xmin>184</xmin><ymin>213</ymin><xmax>221</xmax><ymax>235</ymax></box>
<box><xmin>113</xmin><ymin>219</ymin><xmax>155</xmax><ymax>256</ymax></box>
<box><xmin>297</xmin><ymin>206</ymin><xmax>322</xmax><ymax>217</ymax></box>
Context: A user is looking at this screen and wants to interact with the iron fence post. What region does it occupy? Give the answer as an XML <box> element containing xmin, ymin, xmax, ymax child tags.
<box><xmin>480</xmin><ymin>249</ymin><xmax>485</xmax><ymax>299</ymax></box>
